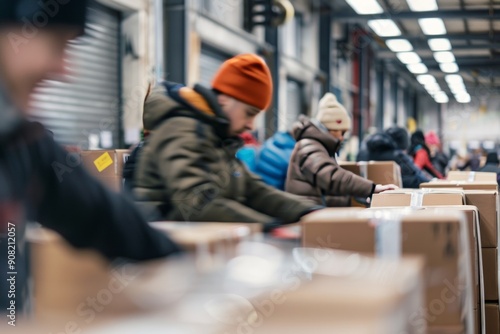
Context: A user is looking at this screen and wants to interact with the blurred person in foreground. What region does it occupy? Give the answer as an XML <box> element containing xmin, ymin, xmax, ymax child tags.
<box><xmin>133</xmin><ymin>54</ymin><xmax>322</xmax><ymax>224</ymax></box>
<box><xmin>408</xmin><ymin>130</ymin><xmax>444</xmax><ymax>179</ymax></box>
<box><xmin>0</xmin><ymin>0</ymin><xmax>180</xmax><ymax>317</ymax></box>
<box><xmin>285</xmin><ymin>93</ymin><xmax>398</xmax><ymax>208</ymax></box>
<box><xmin>367</xmin><ymin>127</ymin><xmax>431</xmax><ymax>188</ymax></box>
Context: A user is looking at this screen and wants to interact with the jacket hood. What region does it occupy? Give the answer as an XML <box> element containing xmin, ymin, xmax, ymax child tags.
<box><xmin>292</xmin><ymin>115</ymin><xmax>340</xmax><ymax>155</ymax></box>
<box><xmin>367</xmin><ymin>133</ymin><xmax>397</xmax><ymax>153</ymax></box>
<box><xmin>143</xmin><ymin>82</ymin><xmax>230</xmax><ymax>138</ymax></box>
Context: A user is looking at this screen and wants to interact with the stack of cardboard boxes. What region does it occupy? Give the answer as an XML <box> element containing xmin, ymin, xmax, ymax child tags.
<box><xmin>301</xmin><ymin>208</ymin><xmax>475</xmax><ymax>333</ymax></box>
<box><xmin>417</xmin><ymin>176</ymin><xmax>500</xmax><ymax>334</ymax></box>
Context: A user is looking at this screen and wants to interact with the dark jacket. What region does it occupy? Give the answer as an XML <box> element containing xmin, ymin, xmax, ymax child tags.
<box><xmin>409</xmin><ymin>131</ymin><xmax>444</xmax><ymax>179</ymax></box>
<box><xmin>0</xmin><ymin>88</ymin><xmax>181</xmax><ymax>313</ymax></box>
<box><xmin>253</xmin><ymin>131</ymin><xmax>295</xmax><ymax>190</ymax></box>
<box><xmin>133</xmin><ymin>82</ymin><xmax>319</xmax><ymax>223</ymax></box>
<box><xmin>479</xmin><ymin>152</ymin><xmax>500</xmax><ymax>185</ymax></box>
<box><xmin>431</xmin><ymin>151</ymin><xmax>449</xmax><ymax>176</ymax></box>
<box><xmin>286</xmin><ymin>116</ymin><xmax>375</xmax><ymax>207</ymax></box>
<box><xmin>367</xmin><ymin>133</ymin><xmax>431</xmax><ymax>188</ymax></box>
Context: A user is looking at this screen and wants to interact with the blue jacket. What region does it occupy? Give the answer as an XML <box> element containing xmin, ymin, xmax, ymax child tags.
<box><xmin>254</xmin><ymin>132</ymin><xmax>296</xmax><ymax>190</ymax></box>
<box><xmin>235</xmin><ymin>146</ymin><xmax>259</xmax><ymax>173</ymax></box>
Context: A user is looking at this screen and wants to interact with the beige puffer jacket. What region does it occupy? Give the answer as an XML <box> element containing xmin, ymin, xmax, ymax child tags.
<box><xmin>285</xmin><ymin>116</ymin><xmax>375</xmax><ymax>207</ymax></box>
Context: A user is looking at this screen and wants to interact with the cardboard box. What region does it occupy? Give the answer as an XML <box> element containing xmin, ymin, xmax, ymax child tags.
<box><xmin>462</xmin><ymin>190</ymin><xmax>499</xmax><ymax>248</ymax></box>
<box><xmin>151</xmin><ymin>222</ymin><xmax>258</xmax><ymax>257</ymax></box>
<box><xmin>223</xmin><ymin>250</ymin><xmax>425</xmax><ymax>334</ymax></box>
<box><xmin>421</xmin><ymin>181</ymin><xmax>498</xmax><ymax>191</ymax></box>
<box><xmin>483</xmin><ymin>248</ymin><xmax>499</xmax><ymax>302</ymax></box>
<box><xmin>80</xmin><ymin>150</ymin><xmax>130</xmax><ymax>192</ymax></box>
<box><xmin>301</xmin><ymin>208</ymin><xmax>475</xmax><ymax>329</ymax></box>
<box><xmin>370</xmin><ymin>205</ymin><xmax>482</xmax><ymax>309</ymax></box>
<box><xmin>28</xmin><ymin>229</ymin><xmax>140</xmax><ymax>325</ymax></box>
<box><xmin>485</xmin><ymin>303</ymin><xmax>499</xmax><ymax>334</ymax></box>
<box><xmin>340</xmin><ymin>161</ymin><xmax>403</xmax><ymax>187</ymax></box>
<box><xmin>80</xmin><ymin>150</ymin><xmax>130</xmax><ymax>177</ymax></box>
<box><xmin>415</xmin><ymin>188</ymin><xmax>500</xmax><ymax>248</ymax></box>
<box><xmin>448</xmin><ymin>171</ymin><xmax>498</xmax><ymax>183</ymax></box>
<box><xmin>371</xmin><ymin>190</ymin><xmax>465</xmax><ymax>207</ymax></box>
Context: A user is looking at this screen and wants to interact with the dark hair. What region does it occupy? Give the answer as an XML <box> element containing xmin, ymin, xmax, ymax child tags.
<box><xmin>408</xmin><ymin>130</ymin><xmax>430</xmax><ymax>157</ymax></box>
<box><xmin>385</xmin><ymin>126</ymin><xmax>409</xmax><ymax>150</ymax></box>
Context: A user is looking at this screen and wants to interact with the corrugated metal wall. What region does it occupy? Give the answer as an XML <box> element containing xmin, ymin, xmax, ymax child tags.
<box><xmin>199</xmin><ymin>46</ymin><xmax>229</xmax><ymax>87</ymax></box>
<box><xmin>29</xmin><ymin>1</ymin><xmax>121</xmax><ymax>148</ymax></box>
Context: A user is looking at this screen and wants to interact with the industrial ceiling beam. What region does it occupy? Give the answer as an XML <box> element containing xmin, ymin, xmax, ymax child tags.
<box><xmin>331</xmin><ymin>9</ymin><xmax>500</xmax><ymax>21</ymax></box>
<box><xmin>382</xmin><ymin>32</ymin><xmax>500</xmax><ymax>42</ymax></box>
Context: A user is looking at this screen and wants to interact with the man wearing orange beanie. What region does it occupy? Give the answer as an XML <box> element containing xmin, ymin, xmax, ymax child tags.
<box><xmin>133</xmin><ymin>54</ymin><xmax>322</xmax><ymax>225</ymax></box>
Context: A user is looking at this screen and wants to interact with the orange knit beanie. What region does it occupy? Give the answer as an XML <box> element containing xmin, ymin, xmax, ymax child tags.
<box><xmin>211</xmin><ymin>54</ymin><xmax>273</xmax><ymax>110</ymax></box>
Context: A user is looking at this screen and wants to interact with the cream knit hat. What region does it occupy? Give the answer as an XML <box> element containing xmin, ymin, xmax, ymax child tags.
<box><xmin>315</xmin><ymin>93</ymin><xmax>351</xmax><ymax>131</ymax></box>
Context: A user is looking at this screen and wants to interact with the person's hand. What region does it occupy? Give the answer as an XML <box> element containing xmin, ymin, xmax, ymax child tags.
<box><xmin>374</xmin><ymin>184</ymin><xmax>399</xmax><ymax>193</ymax></box>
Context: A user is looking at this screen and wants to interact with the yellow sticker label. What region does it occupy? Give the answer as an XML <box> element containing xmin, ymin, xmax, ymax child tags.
<box><xmin>93</xmin><ymin>152</ymin><xmax>113</xmax><ymax>172</ymax></box>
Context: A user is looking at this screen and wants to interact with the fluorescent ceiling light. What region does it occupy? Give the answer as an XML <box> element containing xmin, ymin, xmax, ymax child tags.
<box><xmin>434</xmin><ymin>92</ymin><xmax>449</xmax><ymax>103</ymax></box>
<box><xmin>434</xmin><ymin>51</ymin><xmax>455</xmax><ymax>63</ymax></box>
<box><xmin>407</xmin><ymin>63</ymin><xmax>428</xmax><ymax>74</ymax></box>
<box><xmin>406</xmin><ymin>0</ymin><xmax>438</xmax><ymax>12</ymax></box>
<box><xmin>397</xmin><ymin>52</ymin><xmax>421</xmax><ymax>64</ymax></box>
<box><xmin>345</xmin><ymin>0</ymin><xmax>384</xmax><ymax>15</ymax></box>
<box><xmin>419</xmin><ymin>18</ymin><xmax>447</xmax><ymax>35</ymax></box>
<box><xmin>440</xmin><ymin>63</ymin><xmax>459</xmax><ymax>73</ymax></box>
<box><xmin>417</xmin><ymin>74</ymin><xmax>436</xmax><ymax>85</ymax></box>
<box><xmin>445</xmin><ymin>74</ymin><xmax>463</xmax><ymax>85</ymax></box>
<box><xmin>449</xmin><ymin>84</ymin><xmax>467</xmax><ymax>95</ymax></box>
<box><xmin>455</xmin><ymin>93</ymin><xmax>471</xmax><ymax>103</ymax></box>
<box><xmin>424</xmin><ymin>82</ymin><xmax>440</xmax><ymax>91</ymax></box>
<box><xmin>368</xmin><ymin>20</ymin><xmax>401</xmax><ymax>37</ymax></box>
<box><xmin>386</xmin><ymin>39</ymin><xmax>413</xmax><ymax>52</ymax></box>
<box><xmin>428</xmin><ymin>38</ymin><xmax>452</xmax><ymax>51</ymax></box>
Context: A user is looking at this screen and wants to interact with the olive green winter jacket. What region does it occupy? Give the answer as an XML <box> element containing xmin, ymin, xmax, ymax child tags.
<box><xmin>133</xmin><ymin>82</ymin><xmax>318</xmax><ymax>223</ymax></box>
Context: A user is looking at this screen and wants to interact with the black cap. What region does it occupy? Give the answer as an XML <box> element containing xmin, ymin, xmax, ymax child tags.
<box><xmin>0</xmin><ymin>0</ymin><xmax>88</xmax><ymax>35</ymax></box>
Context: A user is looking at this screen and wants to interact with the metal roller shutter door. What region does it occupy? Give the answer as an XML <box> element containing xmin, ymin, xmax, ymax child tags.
<box><xmin>29</xmin><ymin>1</ymin><xmax>121</xmax><ymax>148</ymax></box>
<box><xmin>281</xmin><ymin>80</ymin><xmax>303</xmax><ymax>131</ymax></box>
<box><xmin>199</xmin><ymin>46</ymin><xmax>230</xmax><ymax>87</ymax></box>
